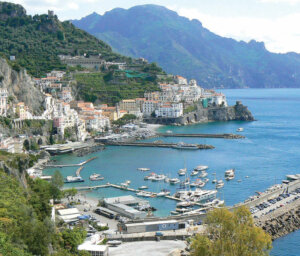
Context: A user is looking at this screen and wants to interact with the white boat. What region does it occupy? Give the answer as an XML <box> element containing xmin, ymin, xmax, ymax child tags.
<box><xmin>199</xmin><ymin>171</ymin><xmax>208</xmax><ymax>178</ymax></box>
<box><xmin>190</xmin><ymin>170</ymin><xmax>199</xmax><ymax>176</ymax></box>
<box><xmin>203</xmin><ymin>178</ymin><xmax>209</xmax><ymax>183</ymax></box>
<box><xmin>176</xmin><ymin>201</ymin><xmax>194</xmax><ymax>208</ymax></box>
<box><xmin>125</xmin><ymin>180</ymin><xmax>131</xmax><ymax>184</ymax></box>
<box><xmin>89</xmin><ymin>173</ymin><xmax>104</xmax><ymax>181</ymax></box>
<box><xmin>137</xmin><ymin>168</ymin><xmax>150</xmax><ymax>172</ymax></box>
<box><xmin>226</xmin><ymin>176</ymin><xmax>235</xmax><ymax>181</ymax></box>
<box><xmin>237</xmin><ymin>127</ymin><xmax>244</xmax><ymax>132</ymax></box>
<box><xmin>175</xmin><ymin>189</ymin><xmax>218</xmax><ymax>203</ymax></box>
<box><xmin>202</xmin><ymin>199</ymin><xmax>225</xmax><ymax>208</ymax></box>
<box><xmin>164</xmin><ymin>177</ymin><xmax>170</xmax><ymax>183</ymax></box>
<box><xmin>216</xmin><ymin>180</ymin><xmax>224</xmax><ymax>189</ymax></box>
<box><xmin>136</xmin><ymin>191</ymin><xmax>152</xmax><ymax>197</ymax></box>
<box><xmin>212</xmin><ymin>179</ymin><xmax>217</xmax><ymax>183</ymax></box>
<box><xmin>225</xmin><ymin>169</ymin><xmax>235</xmax><ymax>177</ymax></box>
<box><xmin>151</xmin><ymin>174</ymin><xmax>166</xmax><ymax>181</ymax></box>
<box><xmin>173</xmin><ymin>142</ymin><xmax>199</xmax><ymax>150</ymax></box>
<box><xmin>139</xmin><ymin>186</ymin><xmax>148</xmax><ymax>190</ymax></box>
<box><xmin>178</xmin><ymin>168</ymin><xmax>187</xmax><ymax>176</ymax></box>
<box><xmin>190</xmin><ymin>179</ymin><xmax>205</xmax><ymax>188</ymax></box>
<box><xmin>65</xmin><ymin>176</ymin><xmax>84</xmax><ymax>183</ymax></box>
<box><xmin>166</xmin><ymin>130</ymin><xmax>173</xmax><ymax>134</ymax></box>
<box><xmin>169</xmin><ymin>178</ymin><xmax>180</xmax><ymax>184</ymax></box>
<box><xmin>157</xmin><ymin>189</ymin><xmax>171</xmax><ymax>197</ymax></box>
<box><xmin>194</xmin><ymin>165</ymin><xmax>209</xmax><ymax>171</ymax></box>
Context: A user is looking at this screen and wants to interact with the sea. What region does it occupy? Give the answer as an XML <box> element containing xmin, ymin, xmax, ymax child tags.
<box><xmin>43</xmin><ymin>88</ymin><xmax>300</xmax><ymax>256</ymax></box>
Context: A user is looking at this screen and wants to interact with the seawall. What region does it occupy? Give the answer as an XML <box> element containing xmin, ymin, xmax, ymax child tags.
<box><xmin>255</xmin><ymin>198</ymin><xmax>300</xmax><ymax>240</ymax></box>
<box><xmin>144</xmin><ymin>101</ymin><xmax>254</xmax><ymax>125</ymax></box>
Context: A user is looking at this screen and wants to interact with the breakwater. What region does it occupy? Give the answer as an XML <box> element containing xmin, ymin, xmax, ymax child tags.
<box><xmin>46</xmin><ymin>157</ymin><xmax>97</xmax><ymax>168</ymax></box>
<box><xmin>256</xmin><ymin>198</ymin><xmax>300</xmax><ymax>240</ymax></box>
<box><xmin>104</xmin><ymin>141</ymin><xmax>214</xmax><ymax>150</ymax></box>
<box><xmin>158</xmin><ymin>133</ymin><xmax>244</xmax><ymax>139</ymax></box>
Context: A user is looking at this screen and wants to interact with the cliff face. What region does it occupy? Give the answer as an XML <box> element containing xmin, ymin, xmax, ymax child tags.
<box><xmin>0</xmin><ymin>58</ymin><xmax>44</xmax><ymax>114</ymax></box>
<box><xmin>144</xmin><ymin>101</ymin><xmax>254</xmax><ymax>125</ymax></box>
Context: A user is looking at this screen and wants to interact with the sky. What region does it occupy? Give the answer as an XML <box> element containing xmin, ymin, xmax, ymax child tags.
<box><xmin>9</xmin><ymin>0</ymin><xmax>300</xmax><ymax>53</ymax></box>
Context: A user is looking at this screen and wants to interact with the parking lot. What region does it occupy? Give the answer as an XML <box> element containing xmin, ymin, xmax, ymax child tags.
<box><xmin>251</xmin><ymin>188</ymin><xmax>300</xmax><ymax>218</ymax></box>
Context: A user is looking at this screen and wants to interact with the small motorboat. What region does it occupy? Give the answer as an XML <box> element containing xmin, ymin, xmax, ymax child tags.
<box><xmin>191</xmin><ymin>170</ymin><xmax>199</xmax><ymax>176</ymax></box>
<box><xmin>216</xmin><ymin>180</ymin><xmax>224</xmax><ymax>189</ymax></box>
<box><xmin>139</xmin><ymin>186</ymin><xmax>148</xmax><ymax>190</ymax></box>
<box><xmin>169</xmin><ymin>178</ymin><xmax>180</xmax><ymax>184</ymax></box>
<box><xmin>237</xmin><ymin>127</ymin><xmax>244</xmax><ymax>132</ymax></box>
<box><xmin>178</xmin><ymin>168</ymin><xmax>187</xmax><ymax>176</ymax></box>
<box><xmin>194</xmin><ymin>165</ymin><xmax>208</xmax><ymax>171</ymax></box>
<box><xmin>212</xmin><ymin>179</ymin><xmax>217</xmax><ymax>184</ymax></box>
<box><xmin>157</xmin><ymin>189</ymin><xmax>171</xmax><ymax>197</ymax></box>
<box><xmin>199</xmin><ymin>171</ymin><xmax>208</xmax><ymax>178</ymax></box>
<box><xmin>137</xmin><ymin>168</ymin><xmax>150</xmax><ymax>172</ymax></box>
<box><xmin>89</xmin><ymin>173</ymin><xmax>104</xmax><ymax>181</ymax></box>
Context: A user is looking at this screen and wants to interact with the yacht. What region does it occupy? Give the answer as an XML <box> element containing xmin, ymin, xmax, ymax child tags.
<box><xmin>151</xmin><ymin>174</ymin><xmax>166</xmax><ymax>181</ymax></box>
<box><xmin>169</xmin><ymin>178</ymin><xmax>180</xmax><ymax>184</ymax></box>
<box><xmin>157</xmin><ymin>189</ymin><xmax>171</xmax><ymax>197</ymax></box>
<box><xmin>212</xmin><ymin>179</ymin><xmax>217</xmax><ymax>184</ymax></box>
<box><xmin>173</xmin><ymin>142</ymin><xmax>199</xmax><ymax>150</ymax></box>
<box><xmin>174</xmin><ymin>189</ymin><xmax>217</xmax><ymax>203</ymax></box>
<box><xmin>201</xmin><ymin>199</ymin><xmax>225</xmax><ymax>208</ymax></box>
<box><xmin>194</xmin><ymin>165</ymin><xmax>209</xmax><ymax>171</ymax></box>
<box><xmin>65</xmin><ymin>176</ymin><xmax>84</xmax><ymax>183</ymax></box>
<box><xmin>191</xmin><ymin>170</ymin><xmax>199</xmax><ymax>176</ymax></box>
<box><xmin>89</xmin><ymin>173</ymin><xmax>104</xmax><ymax>181</ymax></box>
<box><xmin>178</xmin><ymin>168</ymin><xmax>187</xmax><ymax>176</ymax></box>
<box><xmin>136</xmin><ymin>191</ymin><xmax>152</xmax><ymax>197</ymax></box>
<box><xmin>237</xmin><ymin>127</ymin><xmax>244</xmax><ymax>132</ymax></box>
<box><xmin>176</xmin><ymin>201</ymin><xmax>195</xmax><ymax>208</ymax></box>
<box><xmin>137</xmin><ymin>168</ymin><xmax>150</xmax><ymax>172</ymax></box>
<box><xmin>120</xmin><ymin>180</ymin><xmax>131</xmax><ymax>187</ymax></box>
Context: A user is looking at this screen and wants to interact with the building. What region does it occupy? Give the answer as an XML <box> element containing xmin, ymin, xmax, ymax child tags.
<box><xmin>155</xmin><ymin>103</ymin><xmax>183</xmax><ymax>118</ymax></box>
<box><xmin>142</xmin><ymin>100</ymin><xmax>159</xmax><ymax>117</ymax></box>
<box><xmin>104</xmin><ymin>196</ymin><xmax>148</xmax><ymax>219</ymax></box>
<box><xmin>121</xmin><ymin>220</ymin><xmax>183</xmax><ymax>234</ymax></box>
<box><xmin>57</xmin><ymin>208</ymin><xmax>81</xmax><ymax>223</ymax></box>
<box><xmin>16</xmin><ymin>102</ymin><xmax>28</xmax><ymax>120</ymax></box>
<box><xmin>175</xmin><ymin>75</ymin><xmax>188</xmax><ymax>85</ymax></box>
<box><xmin>78</xmin><ymin>234</ymin><xmax>109</xmax><ymax>256</ymax></box>
<box><xmin>210</xmin><ymin>93</ymin><xmax>228</xmax><ymax>107</ymax></box>
<box><xmin>59</xmin><ymin>87</ymin><xmax>73</xmax><ymax>103</ymax></box>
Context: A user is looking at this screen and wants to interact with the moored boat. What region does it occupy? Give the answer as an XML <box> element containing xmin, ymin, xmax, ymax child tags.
<box><xmin>137</xmin><ymin>168</ymin><xmax>150</xmax><ymax>172</ymax></box>
<box><xmin>178</xmin><ymin>168</ymin><xmax>187</xmax><ymax>176</ymax></box>
<box><xmin>89</xmin><ymin>173</ymin><xmax>104</xmax><ymax>181</ymax></box>
<box><xmin>173</xmin><ymin>142</ymin><xmax>199</xmax><ymax>150</ymax></box>
<box><xmin>65</xmin><ymin>176</ymin><xmax>84</xmax><ymax>183</ymax></box>
<box><xmin>194</xmin><ymin>165</ymin><xmax>209</xmax><ymax>171</ymax></box>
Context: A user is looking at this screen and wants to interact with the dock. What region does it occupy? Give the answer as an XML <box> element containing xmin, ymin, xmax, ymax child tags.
<box><xmin>46</xmin><ymin>157</ymin><xmax>97</xmax><ymax>168</ymax></box>
<box><xmin>104</xmin><ymin>142</ymin><xmax>214</xmax><ymax>149</ymax></box>
<box><xmin>158</xmin><ymin>133</ymin><xmax>245</xmax><ymax>139</ymax></box>
<box><xmin>75</xmin><ymin>166</ymin><xmax>84</xmax><ymax>177</ymax></box>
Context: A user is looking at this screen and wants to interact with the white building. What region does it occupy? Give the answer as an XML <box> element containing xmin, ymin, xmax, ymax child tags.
<box><xmin>155</xmin><ymin>103</ymin><xmax>183</xmax><ymax>118</ymax></box>
<box><xmin>211</xmin><ymin>93</ymin><xmax>228</xmax><ymax>107</ymax></box>
<box><xmin>142</xmin><ymin>100</ymin><xmax>159</xmax><ymax>117</ymax></box>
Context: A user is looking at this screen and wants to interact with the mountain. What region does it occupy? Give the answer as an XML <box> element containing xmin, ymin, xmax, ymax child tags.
<box><xmin>72</xmin><ymin>5</ymin><xmax>300</xmax><ymax>88</ymax></box>
<box><xmin>0</xmin><ymin>1</ymin><xmax>128</xmax><ymax>77</ymax></box>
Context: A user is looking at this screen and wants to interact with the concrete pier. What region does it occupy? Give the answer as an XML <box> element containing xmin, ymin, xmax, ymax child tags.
<box><xmin>158</xmin><ymin>133</ymin><xmax>245</xmax><ymax>139</ymax></box>
<box><xmin>46</xmin><ymin>157</ymin><xmax>97</xmax><ymax>168</ymax></box>
<box><xmin>104</xmin><ymin>141</ymin><xmax>214</xmax><ymax>150</ymax></box>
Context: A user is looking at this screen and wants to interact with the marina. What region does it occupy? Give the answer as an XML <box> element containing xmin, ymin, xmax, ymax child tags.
<box><xmin>42</xmin><ymin>89</ymin><xmax>300</xmax><ymax>255</ymax></box>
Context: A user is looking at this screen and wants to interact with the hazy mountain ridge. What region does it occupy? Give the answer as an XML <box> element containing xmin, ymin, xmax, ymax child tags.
<box><xmin>72</xmin><ymin>4</ymin><xmax>300</xmax><ymax>88</ymax></box>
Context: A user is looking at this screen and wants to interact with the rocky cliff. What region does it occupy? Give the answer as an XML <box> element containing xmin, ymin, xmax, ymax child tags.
<box><xmin>0</xmin><ymin>57</ymin><xmax>44</xmax><ymax>114</ymax></box>
<box><xmin>144</xmin><ymin>101</ymin><xmax>254</xmax><ymax>125</ymax></box>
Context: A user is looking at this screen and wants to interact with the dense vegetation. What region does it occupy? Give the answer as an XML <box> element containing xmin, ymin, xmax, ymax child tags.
<box><xmin>0</xmin><ymin>2</ymin><xmax>127</xmax><ymax>77</ymax></box>
<box><xmin>0</xmin><ymin>152</ymin><xmax>87</xmax><ymax>256</ymax></box>
<box><xmin>191</xmin><ymin>206</ymin><xmax>272</xmax><ymax>256</ymax></box>
<box><xmin>73</xmin><ymin>4</ymin><xmax>300</xmax><ymax>89</ymax></box>
<box><xmin>75</xmin><ymin>68</ymin><xmax>161</xmax><ymax>105</ymax></box>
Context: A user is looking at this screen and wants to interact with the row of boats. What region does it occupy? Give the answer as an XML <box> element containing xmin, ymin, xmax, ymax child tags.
<box><xmin>64</xmin><ymin>173</ymin><xmax>104</xmax><ymax>183</ymax></box>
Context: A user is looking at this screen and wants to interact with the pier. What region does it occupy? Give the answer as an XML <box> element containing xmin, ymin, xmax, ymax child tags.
<box><xmin>46</xmin><ymin>157</ymin><xmax>97</xmax><ymax>168</ymax></box>
<box><xmin>103</xmin><ymin>141</ymin><xmax>214</xmax><ymax>149</ymax></box>
<box><xmin>158</xmin><ymin>133</ymin><xmax>245</xmax><ymax>139</ymax></box>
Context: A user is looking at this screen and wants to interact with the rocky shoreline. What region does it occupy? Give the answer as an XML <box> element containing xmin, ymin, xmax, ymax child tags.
<box><xmin>144</xmin><ymin>101</ymin><xmax>254</xmax><ymax>125</ymax></box>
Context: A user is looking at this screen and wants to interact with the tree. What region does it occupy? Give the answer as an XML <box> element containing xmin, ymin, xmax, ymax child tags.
<box><xmin>23</xmin><ymin>139</ymin><xmax>30</xmax><ymax>151</ymax></box>
<box><xmin>63</xmin><ymin>188</ymin><xmax>78</xmax><ymax>202</ymax></box>
<box><xmin>190</xmin><ymin>206</ymin><xmax>272</xmax><ymax>256</ymax></box>
<box><xmin>61</xmin><ymin>227</ymin><xmax>87</xmax><ymax>253</ymax></box>
<box><xmin>49</xmin><ymin>134</ymin><xmax>55</xmax><ymax>145</ymax></box>
<box><xmin>51</xmin><ymin>170</ymin><xmax>64</xmax><ymax>201</ymax></box>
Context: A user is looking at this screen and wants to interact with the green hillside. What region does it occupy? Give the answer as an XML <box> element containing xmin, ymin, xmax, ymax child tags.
<box><xmin>0</xmin><ymin>2</ymin><xmax>127</xmax><ymax>77</ymax></box>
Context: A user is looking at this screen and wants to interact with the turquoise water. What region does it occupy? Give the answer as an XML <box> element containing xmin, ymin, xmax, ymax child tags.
<box><xmin>44</xmin><ymin>89</ymin><xmax>300</xmax><ymax>255</ymax></box>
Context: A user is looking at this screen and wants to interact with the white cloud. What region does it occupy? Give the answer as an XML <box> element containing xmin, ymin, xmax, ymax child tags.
<box><xmin>259</xmin><ymin>0</ymin><xmax>300</xmax><ymax>4</ymax></box>
<box><xmin>174</xmin><ymin>7</ymin><xmax>300</xmax><ymax>53</ymax></box>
